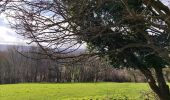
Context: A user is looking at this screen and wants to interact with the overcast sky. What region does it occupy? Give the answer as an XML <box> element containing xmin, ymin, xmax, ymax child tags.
<box><xmin>0</xmin><ymin>14</ymin><xmax>30</xmax><ymax>45</ymax></box>
<box><xmin>0</xmin><ymin>1</ymin><xmax>169</xmax><ymax>45</ymax></box>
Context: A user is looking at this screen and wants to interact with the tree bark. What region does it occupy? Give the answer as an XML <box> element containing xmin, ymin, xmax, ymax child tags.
<box><xmin>155</xmin><ymin>67</ymin><xmax>170</xmax><ymax>100</ymax></box>
<box><xmin>139</xmin><ymin>68</ymin><xmax>160</xmax><ymax>97</ymax></box>
<box><xmin>140</xmin><ymin>67</ymin><xmax>170</xmax><ymax>100</ymax></box>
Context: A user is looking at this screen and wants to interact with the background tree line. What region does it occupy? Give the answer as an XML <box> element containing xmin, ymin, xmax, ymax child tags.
<box><xmin>0</xmin><ymin>45</ymin><xmax>170</xmax><ymax>84</ymax></box>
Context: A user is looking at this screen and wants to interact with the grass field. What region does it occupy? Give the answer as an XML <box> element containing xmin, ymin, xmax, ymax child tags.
<box><xmin>0</xmin><ymin>82</ymin><xmax>154</xmax><ymax>100</ymax></box>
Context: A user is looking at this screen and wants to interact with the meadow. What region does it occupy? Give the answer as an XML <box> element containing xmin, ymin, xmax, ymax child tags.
<box><xmin>0</xmin><ymin>82</ymin><xmax>155</xmax><ymax>100</ymax></box>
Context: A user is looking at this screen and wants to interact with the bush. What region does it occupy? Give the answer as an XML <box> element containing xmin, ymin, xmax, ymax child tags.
<box><xmin>140</xmin><ymin>90</ymin><xmax>159</xmax><ymax>100</ymax></box>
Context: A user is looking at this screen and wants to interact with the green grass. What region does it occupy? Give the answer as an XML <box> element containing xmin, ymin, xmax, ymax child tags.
<box><xmin>0</xmin><ymin>82</ymin><xmax>152</xmax><ymax>100</ymax></box>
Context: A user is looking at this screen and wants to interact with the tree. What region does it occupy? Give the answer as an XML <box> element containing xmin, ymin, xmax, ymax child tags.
<box><xmin>5</xmin><ymin>0</ymin><xmax>170</xmax><ymax>99</ymax></box>
<box><xmin>65</xmin><ymin>0</ymin><xmax>170</xmax><ymax>99</ymax></box>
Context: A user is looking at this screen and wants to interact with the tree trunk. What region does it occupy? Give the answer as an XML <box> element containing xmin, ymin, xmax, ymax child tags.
<box><xmin>140</xmin><ymin>68</ymin><xmax>160</xmax><ymax>97</ymax></box>
<box><xmin>140</xmin><ymin>67</ymin><xmax>170</xmax><ymax>100</ymax></box>
<box><xmin>155</xmin><ymin>67</ymin><xmax>170</xmax><ymax>100</ymax></box>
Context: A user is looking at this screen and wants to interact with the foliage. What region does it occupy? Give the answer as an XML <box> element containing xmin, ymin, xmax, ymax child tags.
<box><xmin>65</xmin><ymin>0</ymin><xmax>169</xmax><ymax>69</ymax></box>
<box><xmin>140</xmin><ymin>90</ymin><xmax>160</xmax><ymax>100</ymax></box>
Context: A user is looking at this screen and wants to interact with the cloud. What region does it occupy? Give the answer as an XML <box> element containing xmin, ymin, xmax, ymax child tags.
<box><xmin>0</xmin><ymin>14</ymin><xmax>31</xmax><ymax>45</ymax></box>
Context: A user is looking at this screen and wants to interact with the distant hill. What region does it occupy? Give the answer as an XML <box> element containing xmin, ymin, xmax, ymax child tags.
<box><xmin>0</xmin><ymin>44</ymin><xmax>9</xmax><ymax>51</ymax></box>
<box><xmin>0</xmin><ymin>44</ymin><xmax>34</xmax><ymax>51</ymax></box>
<box><xmin>0</xmin><ymin>44</ymin><xmax>86</xmax><ymax>54</ymax></box>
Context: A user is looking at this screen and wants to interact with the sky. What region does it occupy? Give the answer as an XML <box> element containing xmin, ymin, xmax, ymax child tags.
<box><xmin>0</xmin><ymin>0</ymin><xmax>169</xmax><ymax>45</ymax></box>
<box><xmin>0</xmin><ymin>14</ymin><xmax>29</xmax><ymax>45</ymax></box>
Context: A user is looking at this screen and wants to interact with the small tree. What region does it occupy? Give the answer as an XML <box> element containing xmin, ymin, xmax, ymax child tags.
<box><xmin>5</xmin><ymin>0</ymin><xmax>170</xmax><ymax>99</ymax></box>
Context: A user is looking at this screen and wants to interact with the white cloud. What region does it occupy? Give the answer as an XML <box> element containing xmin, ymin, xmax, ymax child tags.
<box><xmin>0</xmin><ymin>14</ymin><xmax>31</xmax><ymax>45</ymax></box>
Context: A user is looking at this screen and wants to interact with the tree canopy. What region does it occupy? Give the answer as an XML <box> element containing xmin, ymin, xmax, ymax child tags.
<box><xmin>65</xmin><ymin>0</ymin><xmax>170</xmax><ymax>70</ymax></box>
